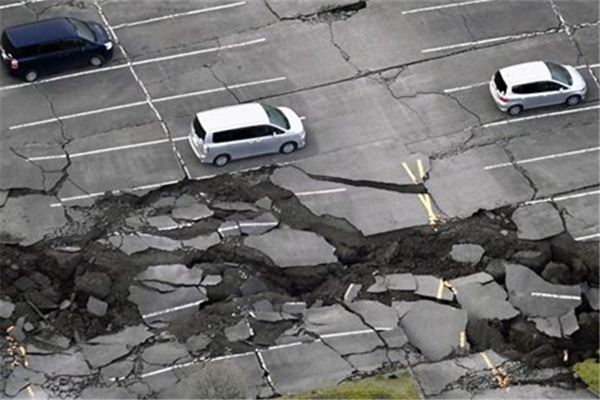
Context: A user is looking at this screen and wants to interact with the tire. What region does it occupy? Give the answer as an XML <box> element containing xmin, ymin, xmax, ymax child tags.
<box><xmin>213</xmin><ymin>154</ymin><xmax>230</xmax><ymax>167</ymax></box>
<box><xmin>280</xmin><ymin>141</ymin><xmax>297</xmax><ymax>154</ymax></box>
<box><xmin>566</xmin><ymin>95</ymin><xmax>581</xmax><ymax>106</ymax></box>
<box><xmin>89</xmin><ymin>55</ymin><xmax>104</xmax><ymax>67</ymax></box>
<box><xmin>507</xmin><ymin>105</ymin><xmax>523</xmax><ymax>116</ymax></box>
<box><xmin>24</xmin><ymin>70</ymin><xmax>38</xmax><ymax>82</ymax></box>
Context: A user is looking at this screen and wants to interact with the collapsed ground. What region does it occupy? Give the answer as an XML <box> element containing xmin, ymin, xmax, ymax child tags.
<box><xmin>0</xmin><ymin>165</ymin><xmax>598</xmax><ymax>398</ymax></box>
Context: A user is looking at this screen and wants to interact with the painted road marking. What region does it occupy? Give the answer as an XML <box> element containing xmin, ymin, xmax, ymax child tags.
<box><xmin>484</xmin><ymin>146</ymin><xmax>600</xmax><ymax>170</ymax></box>
<box><xmin>575</xmin><ymin>233</ymin><xmax>600</xmax><ymax>241</ymax></box>
<box><xmin>0</xmin><ymin>0</ymin><xmax>47</xmax><ymax>9</ymax></box>
<box><xmin>402</xmin><ymin>0</ymin><xmax>493</xmax><ymax>15</ymax></box>
<box><xmin>524</xmin><ymin>189</ymin><xmax>600</xmax><ymax>206</ymax></box>
<box><xmin>49</xmin><ymin>179</ymin><xmax>180</xmax><ymax>207</ymax></box>
<box><xmin>296</xmin><ymin>188</ymin><xmax>347</xmax><ymax>196</ymax></box>
<box><xmin>531</xmin><ymin>292</ymin><xmax>581</xmax><ymax>301</ymax></box>
<box><xmin>112</xmin><ymin>1</ymin><xmax>246</xmax><ymax>29</ymax></box>
<box><xmin>482</xmin><ymin>104</ymin><xmax>600</xmax><ymax>128</ymax></box>
<box><xmin>402</xmin><ymin>159</ymin><xmax>440</xmax><ymax>226</ymax></box>
<box><xmin>480</xmin><ymin>351</ymin><xmax>510</xmax><ymax>389</ymax></box>
<box><xmin>459</xmin><ymin>330</ymin><xmax>467</xmax><ymax>351</ymax></box>
<box><xmin>28</xmin><ymin>136</ymin><xmax>187</xmax><ymax>161</ymax></box>
<box><xmin>142</xmin><ymin>299</ymin><xmax>207</xmax><ymax>319</ymax></box>
<box><xmin>422</xmin><ymin>34</ymin><xmax>520</xmax><ymax>53</ymax></box>
<box><xmin>443</xmin><ymin>64</ymin><xmax>600</xmax><ymax>94</ymax></box>
<box><xmin>0</xmin><ymin>38</ymin><xmax>266</xmax><ymax>92</ymax></box>
<box><xmin>10</xmin><ymin>76</ymin><xmax>286</xmax><ymax>130</ymax></box>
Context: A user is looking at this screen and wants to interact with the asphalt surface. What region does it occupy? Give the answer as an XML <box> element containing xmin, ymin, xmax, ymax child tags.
<box><xmin>0</xmin><ymin>0</ymin><xmax>599</xmax><ymax>399</ymax></box>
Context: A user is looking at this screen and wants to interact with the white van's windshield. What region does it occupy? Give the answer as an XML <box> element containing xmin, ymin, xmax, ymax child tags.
<box><xmin>262</xmin><ymin>104</ymin><xmax>290</xmax><ymax>130</ymax></box>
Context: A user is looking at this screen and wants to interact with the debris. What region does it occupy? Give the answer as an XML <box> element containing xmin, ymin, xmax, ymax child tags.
<box><xmin>87</xmin><ymin>296</ymin><xmax>108</xmax><ymax>317</ymax></box>
<box><xmin>449</xmin><ymin>243</ymin><xmax>485</xmax><ymax>265</ymax></box>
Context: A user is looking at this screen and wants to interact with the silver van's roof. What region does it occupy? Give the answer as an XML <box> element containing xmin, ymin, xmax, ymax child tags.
<box><xmin>195</xmin><ymin>103</ymin><xmax>268</xmax><ymax>133</ymax></box>
<box><xmin>499</xmin><ymin>61</ymin><xmax>551</xmax><ymax>86</ymax></box>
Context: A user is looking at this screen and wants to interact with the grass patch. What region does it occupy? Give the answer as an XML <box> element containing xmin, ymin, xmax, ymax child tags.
<box><xmin>288</xmin><ymin>370</ymin><xmax>420</xmax><ymax>399</ymax></box>
<box><xmin>573</xmin><ymin>358</ymin><xmax>599</xmax><ymax>395</ymax></box>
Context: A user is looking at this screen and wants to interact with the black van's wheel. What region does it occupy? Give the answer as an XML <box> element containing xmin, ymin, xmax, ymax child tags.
<box><xmin>89</xmin><ymin>55</ymin><xmax>105</xmax><ymax>67</ymax></box>
<box><xmin>213</xmin><ymin>154</ymin><xmax>230</xmax><ymax>167</ymax></box>
<box><xmin>280</xmin><ymin>142</ymin><xmax>297</xmax><ymax>154</ymax></box>
<box><xmin>566</xmin><ymin>95</ymin><xmax>581</xmax><ymax>106</ymax></box>
<box><xmin>507</xmin><ymin>105</ymin><xmax>523</xmax><ymax>116</ymax></box>
<box><xmin>24</xmin><ymin>70</ymin><xmax>39</xmax><ymax>82</ymax></box>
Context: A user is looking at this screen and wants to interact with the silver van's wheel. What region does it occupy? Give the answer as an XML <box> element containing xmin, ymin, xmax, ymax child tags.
<box><xmin>507</xmin><ymin>105</ymin><xmax>522</xmax><ymax>116</ymax></box>
<box><xmin>24</xmin><ymin>70</ymin><xmax>38</xmax><ymax>82</ymax></box>
<box><xmin>90</xmin><ymin>55</ymin><xmax>104</xmax><ymax>67</ymax></box>
<box><xmin>566</xmin><ymin>95</ymin><xmax>581</xmax><ymax>106</ymax></box>
<box><xmin>213</xmin><ymin>154</ymin><xmax>230</xmax><ymax>167</ymax></box>
<box><xmin>280</xmin><ymin>142</ymin><xmax>297</xmax><ymax>154</ymax></box>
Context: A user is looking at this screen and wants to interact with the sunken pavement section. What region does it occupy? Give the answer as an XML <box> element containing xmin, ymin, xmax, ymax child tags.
<box><xmin>0</xmin><ymin>164</ymin><xmax>598</xmax><ymax>399</ymax></box>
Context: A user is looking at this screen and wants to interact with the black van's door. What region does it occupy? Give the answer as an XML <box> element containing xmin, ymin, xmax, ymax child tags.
<box><xmin>56</xmin><ymin>39</ymin><xmax>86</xmax><ymax>69</ymax></box>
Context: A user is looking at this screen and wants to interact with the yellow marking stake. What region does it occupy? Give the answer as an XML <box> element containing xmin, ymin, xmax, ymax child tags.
<box><xmin>480</xmin><ymin>351</ymin><xmax>510</xmax><ymax>389</ymax></box>
<box><xmin>459</xmin><ymin>330</ymin><xmax>466</xmax><ymax>350</ymax></box>
<box><xmin>436</xmin><ymin>279</ymin><xmax>445</xmax><ymax>299</ymax></box>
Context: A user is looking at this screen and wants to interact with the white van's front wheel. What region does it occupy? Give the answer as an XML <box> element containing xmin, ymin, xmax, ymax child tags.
<box><xmin>213</xmin><ymin>154</ymin><xmax>230</xmax><ymax>167</ymax></box>
<box><xmin>280</xmin><ymin>142</ymin><xmax>297</xmax><ymax>154</ymax></box>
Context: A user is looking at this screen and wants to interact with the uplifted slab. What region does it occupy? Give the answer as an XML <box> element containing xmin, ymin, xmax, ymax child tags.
<box><xmin>349</xmin><ymin>300</ymin><xmax>399</xmax><ymax>329</ymax></box>
<box><xmin>303</xmin><ymin>304</ymin><xmax>366</xmax><ymax>335</ymax></box>
<box><xmin>512</xmin><ymin>203</ymin><xmax>565</xmax><ymax>240</ymax></box>
<box><xmin>455</xmin><ymin>281</ymin><xmax>519</xmax><ymax>321</ymax></box>
<box><xmin>400</xmin><ymin>301</ymin><xmax>468</xmax><ymax>361</ymax></box>
<box><xmin>505</xmin><ymin>263</ymin><xmax>581</xmax><ymax>317</ymax></box>
<box><xmin>128</xmin><ymin>285</ymin><xmax>207</xmax><ymax>324</ymax></box>
<box><xmin>270</xmin><ymin>166</ymin><xmax>429</xmax><ymax>235</ymax></box>
<box><xmin>244</xmin><ymin>228</ymin><xmax>338</xmax><ymax>267</ymax></box>
<box><xmin>135</xmin><ymin>264</ymin><xmax>204</xmax><ymax>286</ymax></box>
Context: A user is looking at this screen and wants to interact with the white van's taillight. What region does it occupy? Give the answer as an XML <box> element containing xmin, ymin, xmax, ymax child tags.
<box><xmin>10</xmin><ymin>59</ymin><xmax>18</xmax><ymax>70</ymax></box>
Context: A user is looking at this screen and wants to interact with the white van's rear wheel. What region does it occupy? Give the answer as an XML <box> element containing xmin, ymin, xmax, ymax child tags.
<box><xmin>213</xmin><ymin>154</ymin><xmax>230</xmax><ymax>167</ymax></box>
<box><xmin>280</xmin><ymin>142</ymin><xmax>297</xmax><ymax>154</ymax></box>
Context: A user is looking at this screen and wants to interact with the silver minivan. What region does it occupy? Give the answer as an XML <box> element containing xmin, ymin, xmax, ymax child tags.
<box><xmin>489</xmin><ymin>61</ymin><xmax>587</xmax><ymax>116</ymax></box>
<box><xmin>188</xmin><ymin>103</ymin><xmax>306</xmax><ymax>166</ymax></box>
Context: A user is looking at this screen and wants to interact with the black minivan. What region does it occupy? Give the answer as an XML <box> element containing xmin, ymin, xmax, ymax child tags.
<box><xmin>1</xmin><ymin>17</ymin><xmax>114</xmax><ymax>82</ymax></box>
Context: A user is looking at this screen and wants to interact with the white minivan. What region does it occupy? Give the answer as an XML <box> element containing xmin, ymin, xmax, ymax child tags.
<box><xmin>188</xmin><ymin>103</ymin><xmax>306</xmax><ymax>167</ymax></box>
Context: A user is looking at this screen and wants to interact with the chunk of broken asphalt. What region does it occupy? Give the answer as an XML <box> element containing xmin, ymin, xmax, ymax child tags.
<box><xmin>449</xmin><ymin>243</ymin><xmax>485</xmax><ymax>265</ymax></box>
<box><xmin>511</xmin><ymin>203</ymin><xmax>564</xmax><ymax>240</ymax></box>
<box><xmin>400</xmin><ymin>300</ymin><xmax>468</xmax><ymax>361</ymax></box>
<box><xmin>343</xmin><ymin>283</ymin><xmax>362</xmax><ymax>303</ymax></box>
<box><xmin>86</xmin><ymin>296</ymin><xmax>108</xmax><ymax>317</ymax></box>
<box><xmin>135</xmin><ymin>264</ymin><xmax>204</xmax><ymax>286</ymax></box>
<box><xmin>225</xmin><ymin>319</ymin><xmax>254</xmax><ymax>342</ymax></box>
<box><xmin>185</xmin><ymin>334</ymin><xmax>211</xmax><ymax>354</ymax></box>
<box><xmin>415</xmin><ymin>275</ymin><xmax>454</xmax><ymax>301</ymax></box>
<box><xmin>349</xmin><ymin>300</ymin><xmax>399</xmax><ymax>329</ymax></box>
<box><xmin>0</xmin><ymin>298</ymin><xmax>15</xmax><ymax>318</ymax></box>
<box><xmin>171</xmin><ymin>203</ymin><xmax>213</xmax><ymax>221</ymax></box>
<box><xmin>75</xmin><ymin>271</ymin><xmax>111</xmax><ymax>300</ymax></box>
<box><xmin>505</xmin><ymin>263</ymin><xmax>581</xmax><ymax>317</ymax></box>
<box><xmin>455</xmin><ymin>281</ymin><xmax>519</xmax><ymax>321</ymax></box>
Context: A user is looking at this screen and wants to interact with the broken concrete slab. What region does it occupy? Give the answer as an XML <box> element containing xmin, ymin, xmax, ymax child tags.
<box><xmin>530</xmin><ymin>316</ymin><xmax>562</xmax><ymax>338</ymax></box>
<box><xmin>238</xmin><ymin>212</ymin><xmax>279</xmax><ymax>235</ymax></box>
<box><xmin>349</xmin><ymin>300</ymin><xmax>399</xmax><ymax>329</ymax></box>
<box><xmin>455</xmin><ymin>281</ymin><xmax>519</xmax><ymax>320</ymax></box>
<box><xmin>282</xmin><ymin>302</ymin><xmax>306</xmax><ymax>315</ymax></box>
<box><xmin>380</xmin><ymin>327</ymin><xmax>409</xmax><ymax>348</ymax></box>
<box><xmin>225</xmin><ymin>319</ymin><xmax>254</xmax><ymax>342</ymax></box>
<box><xmin>4</xmin><ymin>366</ymin><xmax>46</xmax><ymax>397</ymax></box>
<box><xmin>181</xmin><ymin>232</ymin><xmax>220</xmax><ymax>251</ymax></box>
<box><xmin>560</xmin><ymin>310</ymin><xmax>579</xmax><ymax>337</ymax></box>
<box><xmin>0</xmin><ymin>298</ymin><xmax>15</xmax><ymax>318</ymax></box>
<box><xmin>100</xmin><ymin>359</ymin><xmax>134</xmax><ymax>381</ymax></box>
<box><xmin>171</xmin><ymin>203</ymin><xmax>213</xmax><ymax>221</ymax></box>
<box><xmin>0</xmin><ymin>195</ymin><xmax>68</xmax><ymax>246</ymax></box>
<box><xmin>449</xmin><ymin>272</ymin><xmax>494</xmax><ymax>288</ymax></box>
<box><xmin>135</xmin><ymin>264</ymin><xmax>204</xmax><ymax>286</ymax></box>
<box><xmin>217</xmin><ymin>220</ymin><xmax>241</xmax><ymax>237</ymax></box>
<box><xmin>212</xmin><ymin>201</ymin><xmax>258</xmax><ymax>212</ymax></box>
<box><xmin>346</xmin><ymin>348</ymin><xmax>390</xmax><ymax>372</ymax></box>
<box><xmin>88</xmin><ymin>325</ymin><xmax>153</xmax><ymax>347</ymax></box>
<box><xmin>505</xmin><ymin>263</ymin><xmax>581</xmax><ymax>317</ymax></box>
<box><xmin>106</xmin><ymin>233</ymin><xmax>182</xmax><ymax>255</ymax></box>
<box><xmin>86</xmin><ymin>296</ymin><xmax>108</xmax><ymax>317</ymax></box>
<box><xmin>450</xmin><ymin>243</ymin><xmax>485</xmax><ymax>265</ymax></box>
<box><xmin>583</xmin><ymin>284</ymin><xmax>599</xmax><ymax>310</ymax></box>
<box><xmin>415</xmin><ymin>275</ymin><xmax>454</xmax><ymax>302</ymax></box>
<box><xmin>385</xmin><ymin>273</ymin><xmax>417</xmax><ymax>291</ymax></box>
<box><xmin>201</xmin><ymin>274</ymin><xmax>222</xmax><ymax>286</ymax></box>
<box><xmin>185</xmin><ymin>334</ymin><xmax>211</xmax><ymax>355</ymax></box>
<box><xmin>27</xmin><ymin>351</ymin><xmax>91</xmax><ymax>376</ymax></box>
<box><xmin>343</xmin><ymin>283</ymin><xmax>362</xmax><ymax>303</ymax></box>
<box><xmin>512</xmin><ymin>203</ymin><xmax>564</xmax><ymax>240</ymax></box>
<box><xmin>81</xmin><ymin>343</ymin><xmax>130</xmax><ymax>368</ymax></box>
<box><xmin>400</xmin><ymin>301</ymin><xmax>468</xmax><ymax>361</ymax></box>
<box><xmin>392</xmin><ymin>301</ymin><xmax>416</xmax><ymax>320</ymax></box>
<box><xmin>260</xmin><ymin>340</ymin><xmax>354</xmax><ymax>395</ymax></box>
<box><xmin>128</xmin><ymin>285</ymin><xmax>207</xmax><ymax>324</ymax></box>
<box><xmin>303</xmin><ymin>304</ymin><xmax>366</xmax><ymax>335</ymax></box>
<box><xmin>142</xmin><ymin>341</ymin><xmax>190</xmax><ymax>365</ymax></box>
<box><xmin>367</xmin><ymin>275</ymin><xmax>387</xmax><ymax>293</ymax></box>
<box><xmin>147</xmin><ymin>215</ymin><xmax>180</xmax><ymax>230</ymax></box>
<box><xmin>255</xmin><ymin>196</ymin><xmax>272</xmax><ymax>210</ymax></box>
<box><xmin>244</xmin><ymin>228</ymin><xmax>338</xmax><ymax>267</ymax></box>
<box><xmin>322</xmin><ymin>329</ymin><xmax>384</xmax><ymax>355</ymax></box>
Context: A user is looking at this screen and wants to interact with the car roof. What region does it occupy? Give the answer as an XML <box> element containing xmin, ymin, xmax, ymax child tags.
<box><xmin>196</xmin><ymin>103</ymin><xmax>269</xmax><ymax>133</ymax></box>
<box><xmin>4</xmin><ymin>17</ymin><xmax>77</xmax><ymax>48</ymax></box>
<box><xmin>499</xmin><ymin>61</ymin><xmax>552</xmax><ymax>86</ymax></box>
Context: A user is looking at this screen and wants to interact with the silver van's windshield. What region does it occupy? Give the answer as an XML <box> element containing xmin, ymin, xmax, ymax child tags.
<box><xmin>545</xmin><ymin>62</ymin><xmax>572</xmax><ymax>86</ymax></box>
<box><xmin>262</xmin><ymin>104</ymin><xmax>290</xmax><ymax>130</ymax></box>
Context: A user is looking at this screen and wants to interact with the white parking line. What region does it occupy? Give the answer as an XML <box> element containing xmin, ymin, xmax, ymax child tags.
<box><xmin>49</xmin><ymin>179</ymin><xmax>180</xmax><ymax>207</ymax></box>
<box><xmin>0</xmin><ymin>38</ymin><xmax>266</xmax><ymax>92</ymax></box>
<box><xmin>482</xmin><ymin>104</ymin><xmax>600</xmax><ymax>128</ymax></box>
<box><xmin>401</xmin><ymin>0</ymin><xmax>493</xmax><ymax>15</ymax></box>
<box><xmin>10</xmin><ymin>76</ymin><xmax>286</xmax><ymax>130</ymax></box>
<box><xmin>422</xmin><ymin>34</ymin><xmax>517</xmax><ymax>53</ymax></box>
<box><xmin>524</xmin><ymin>189</ymin><xmax>600</xmax><ymax>205</ymax></box>
<box><xmin>575</xmin><ymin>233</ymin><xmax>600</xmax><ymax>241</ymax></box>
<box><xmin>531</xmin><ymin>292</ymin><xmax>580</xmax><ymax>301</ymax></box>
<box><xmin>113</xmin><ymin>1</ymin><xmax>246</xmax><ymax>29</ymax></box>
<box><xmin>484</xmin><ymin>146</ymin><xmax>600</xmax><ymax>170</ymax></box>
<box><xmin>28</xmin><ymin>136</ymin><xmax>188</xmax><ymax>161</ymax></box>
<box><xmin>296</xmin><ymin>188</ymin><xmax>347</xmax><ymax>196</ymax></box>
<box><xmin>142</xmin><ymin>299</ymin><xmax>206</xmax><ymax>319</ymax></box>
<box><xmin>0</xmin><ymin>0</ymin><xmax>47</xmax><ymax>9</ymax></box>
